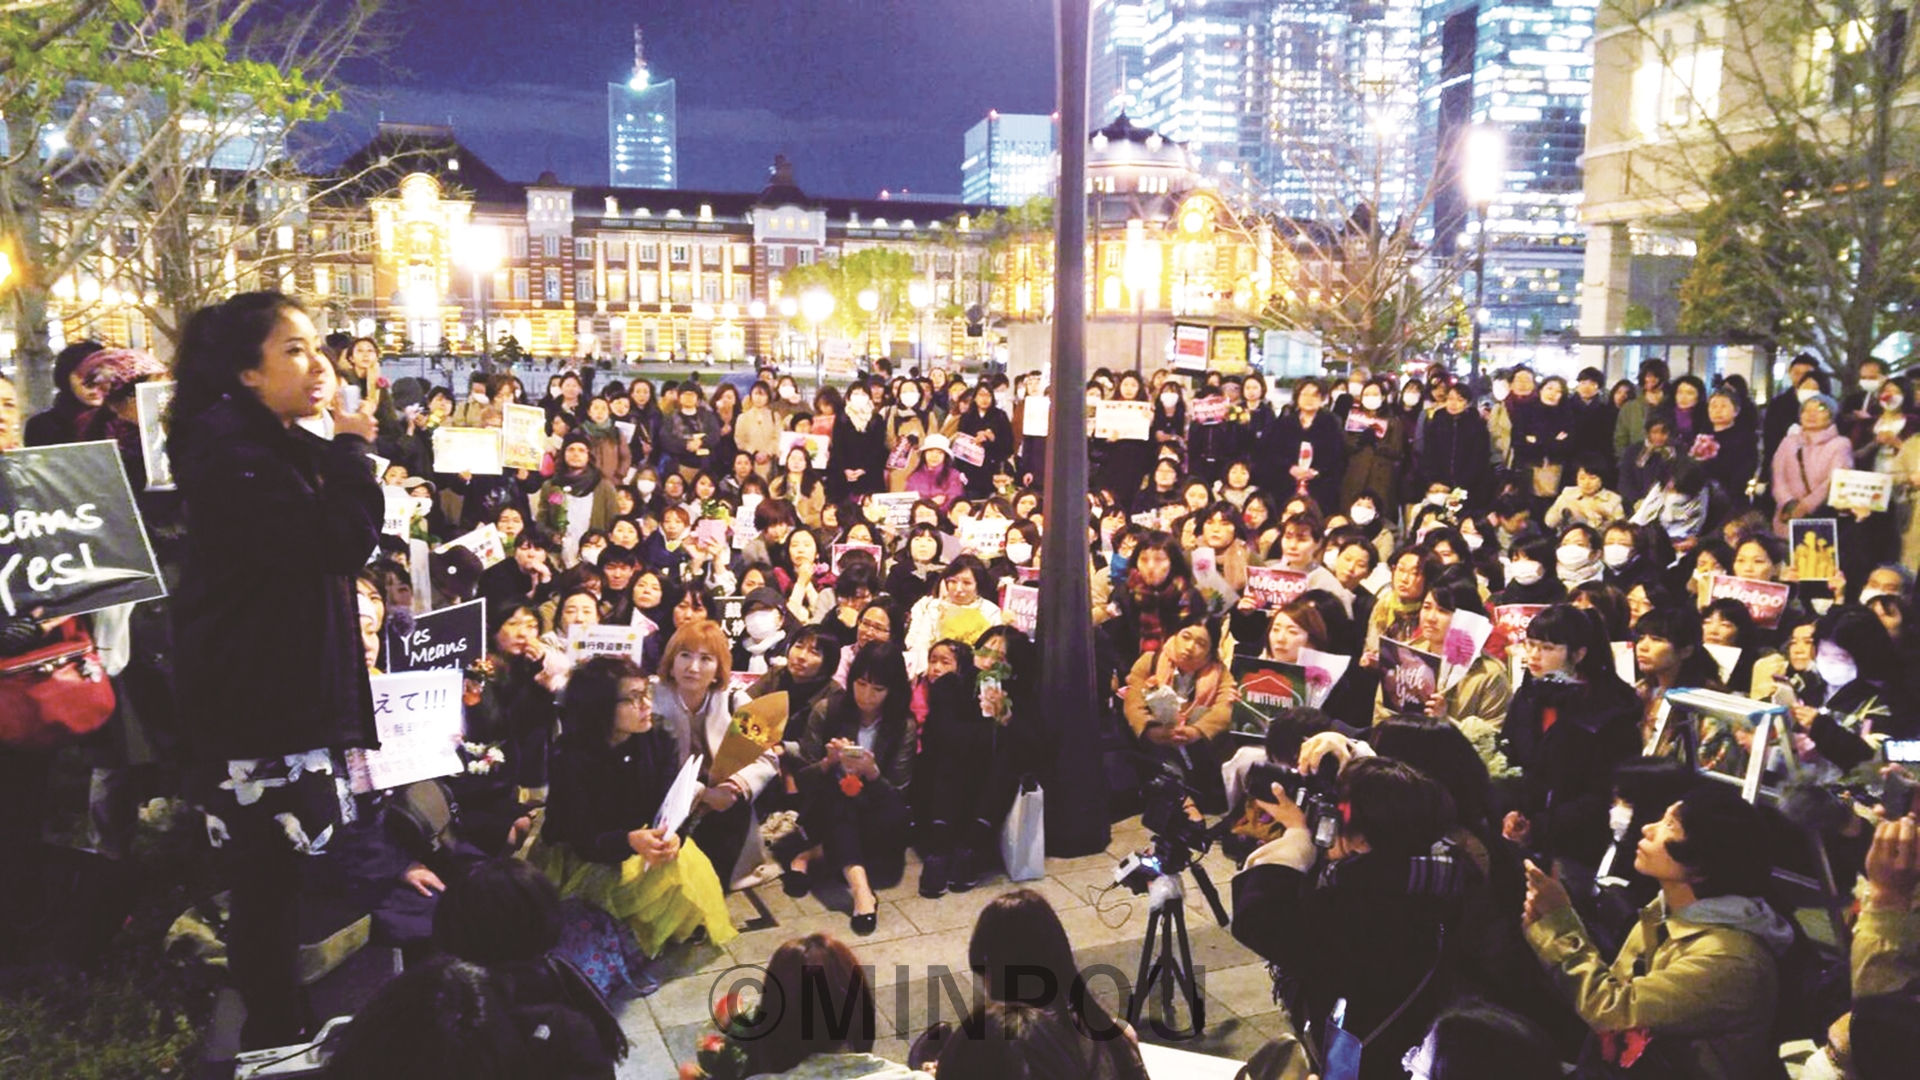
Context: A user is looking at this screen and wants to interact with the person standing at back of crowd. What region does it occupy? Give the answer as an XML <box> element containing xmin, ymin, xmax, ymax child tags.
<box><xmin>1418</xmin><ymin>382</ymin><xmax>1495</xmax><ymax>512</ymax></box>
<box><xmin>23</xmin><ymin>339</ymin><xmax>106</xmax><ymax>446</ymax></box>
<box><xmin>1613</xmin><ymin>359</ymin><xmax>1674</xmax><ymax>457</ymax></box>
<box><xmin>1340</xmin><ymin>378</ymin><xmax>1407</xmax><ymax>512</ymax></box>
<box><xmin>828</xmin><ymin>383</ymin><xmax>889</xmax><ymax>502</ymax></box>
<box><xmin>168</xmin><ymin>291</ymin><xmax>383</xmax><ymax>1048</ymax></box>
<box><xmin>1567</xmin><ymin>367</ymin><xmax>1618</xmax><ymax>470</ymax></box>
<box><xmin>1763</xmin><ymin>354</ymin><xmax>1823</xmax><ymax>475</ymax></box>
<box><xmin>1257</xmin><ymin>377</ymin><xmax>1345</xmax><ymax>515</ymax></box>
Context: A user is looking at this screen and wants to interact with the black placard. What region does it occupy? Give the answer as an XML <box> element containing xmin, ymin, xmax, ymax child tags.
<box><xmin>0</xmin><ymin>441</ymin><xmax>166</xmax><ymax>618</ymax></box>
<box><xmin>387</xmin><ymin>598</ymin><xmax>487</xmax><ymax>672</ymax></box>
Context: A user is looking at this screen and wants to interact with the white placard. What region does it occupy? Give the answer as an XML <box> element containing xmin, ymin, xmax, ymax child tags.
<box><xmin>135</xmin><ymin>380</ymin><xmax>176</xmax><ymax>491</ymax></box>
<box><xmin>433</xmin><ymin>426</ymin><xmax>504</xmax><ymax>475</ymax></box>
<box><xmin>1093</xmin><ymin>399</ymin><xmax>1153</xmax><ymax>441</ymax></box>
<box><xmin>1021</xmin><ymin>397</ymin><xmax>1050</xmax><ymax>437</ymax></box>
<box><xmin>500</xmin><ymin>403</ymin><xmax>547</xmax><ymax>472</ymax></box>
<box><xmin>436</xmin><ymin>523</ymin><xmax>508</xmax><ymax>569</ymax></box>
<box><xmin>1828</xmin><ymin>468</ymin><xmax>1893</xmax><ymax>513</ymax></box>
<box><xmin>356</xmin><ymin>669</ymin><xmax>465</xmax><ymax>792</ymax></box>
<box><xmin>567</xmin><ymin>622</ymin><xmax>645</xmax><ymax>662</ymax></box>
<box><xmin>381</xmin><ymin>487</ymin><xmax>431</xmax><ymax>537</ymax></box>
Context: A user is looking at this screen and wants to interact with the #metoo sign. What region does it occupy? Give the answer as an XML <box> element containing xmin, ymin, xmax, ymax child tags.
<box><xmin>1709</xmin><ymin>574</ymin><xmax>1791</xmax><ymax>629</ymax></box>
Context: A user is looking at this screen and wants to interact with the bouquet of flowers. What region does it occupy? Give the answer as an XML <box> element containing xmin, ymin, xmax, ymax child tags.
<box><xmin>677</xmin><ymin>992</ymin><xmax>764</xmax><ymax>1080</ymax></box>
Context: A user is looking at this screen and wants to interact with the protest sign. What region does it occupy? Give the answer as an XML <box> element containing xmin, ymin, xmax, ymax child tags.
<box><xmin>1230</xmin><ymin>656</ymin><xmax>1309</xmax><ymax>733</ymax></box>
<box><xmin>958</xmin><ymin>516</ymin><xmax>1011</xmax><ymax>557</ymax></box>
<box><xmin>999</xmin><ymin>581</ymin><xmax>1038</xmax><ymax>636</ymax></box>
<box><xmin>1710</xmin><ymin>574</ymin><xmax>1791</xmax><ymax>629</ymax></box>
<box><xmin>822</xmin><ymin>340</ymin><xmax>857</xmax><ymax>380</ymax></box>
<box><xmin>1021</xmin><ymin>398</ymin><xmax>1050</xmax><ymax>437</ymax></box>
<box><xmin>1789</xmin><ymin>519</ymin><xmax>1840</xmax><ymax>582</ymax></box>
<box><xmin>778</xmin><ymin>430</ymin><xmax>831</xmax><ymax>469</ymax></box>
<box><xmin>499</xmin><ymin>403</ymin><xmax>547</xmax><ymax>472</ymax></box>
<box><xmin>382</xmin><ymin>487</ymin><xmax>430</xmax><ymax>538</ymax></box>
<box><xmin>1189</xmin><ymin>397</ymin><xmax>1229</xmax><ymax>426</ymax></box>
<box><xmin>1343</xmin><ymin>410</ymin><xmax>1388</xmax><ymax>438</ymax></box>
<box><xmin>0</xmin><ymin>441</ymin><xmax>166</xmax><ymax>619</ymax></box>
<box><xmin>885</xmin><ymin>437</ymin><xmax>916</xmax><ymax>471</ymax></box>
<box><xmin>1828</xmin><ymin>469</ymin><xmax>1893</xmax><ymax>513</ymax></box>
<box><xmin>568</xmin><ymin>622</ymin><xmax>645</xmax><ymax>662</ymax></box>
<box><xmin>1493</xmin><ymin>604</ymin><xmax>1548</xmax><ymax>644</ymax></box>
<box><xmin>1243</xmin><ymin>566</ymin><xmax>1309</xmax><ymax>610</ymax></box>
<box><xmin>831</xmin><ymin>542</ymin><xmax>884</xmax><ymax>576</ymax></box>
<box><xmin>432</xmin><ymin>426</ymin><xmax>504</xmax><ymax>475</ymax></box>
<box><xmin>1441</xmin><ymin>608</ymin><xmax>1493</xmax><ymax>691</ymax></box>
<box><xmin>1093</xmin><ymin>400</ymin><xmax>1153</xmax><ymax>441</ymax></box>
<box><xmin>135</xmin><ymin>381</ymin><xmax>176</xmax><ymax>491</ymax></box>
<box><xmin>437</xmin><ymin>524</ymin><xmax>508</xmax><ymax>569</ymax></box>
<box><xmin>692</xmin><ymin>517</ymin><xmax>730</xmax><ymax>549</ymax></box>
<box><xmin>387</xmin><ymin>598</ymin><xmax>486</xmax><ymax>673</ymax></box>
<box><xmin>615</xmin><ymin>420</ymin><xmax>635</xmax><ymax>446</ymax></box>
<box><xmin>1379</xmin><ymin>638</ymin><xmax>1442</xmax><ymax>713</ymax></box>
<box><xmin>949</xmin><ymin>432</ymin><xmax>987</xmax><ymax>467</ymax></box>
<box><xmin>869</xmin><ymin>492</ymin><xmax>919</xmax><ymax>532</ymax></box>
<box><xmin>1210</xmin><ymin>327</ymin><xmax>1250</xmax><ymax>374</ymax></box>
<box><xmin>1299</xmin><ymin>647</ymin><xmax>1349</xmax><ymax>709</ymax></box>
<box><xmin>811</xmin><ymin>415</ymin><xmax>836</xmax><ymax>437</ymax></box>
<box><xmin>715</xmin><ymin>594</ymin><xmax>748</xmax><ymax>642</ymax></box>
<box><xmin>1173</xmin><ymin>324</ymin><xmax>1210</xmax><ymax>371</ymax></box>
<box><xmin>354</xmin><ymin>669</ymin><xmax>464</xmax><ymax>792</ymax></box>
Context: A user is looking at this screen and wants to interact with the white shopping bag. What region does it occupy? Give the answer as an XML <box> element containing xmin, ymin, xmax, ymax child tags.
<box><xmin>999</xmin><ymin>776</ymin><xmax>1046</xmax><ymax>882</ymax></box>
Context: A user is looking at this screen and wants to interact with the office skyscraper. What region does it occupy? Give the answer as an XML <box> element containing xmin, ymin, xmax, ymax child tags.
<box><xmin>1090</xmin><ymin>0</ymin><xmax>1149</xmax><ymax>126</ymax></box>
<box><xmin>1135</xmin><ymin>0</ymin><xmax>1270</xmax><ymax>188</ymax></box>
<box><xmin>960</xmin><ymin>112</ymin><xmax>1057</xmax><ymax>206</ymax></box>
<box><xmin>1418</xmin><ymin>0</ymin><xmax>1594</xmax><ymax>337</ymax></box>
<box><xmin>608</xmin><ymin>26</ymin><xmax>676</xmax><ymax>188</ymax></box>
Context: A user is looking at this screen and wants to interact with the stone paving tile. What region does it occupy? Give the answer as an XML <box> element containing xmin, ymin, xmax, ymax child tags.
<box><xmin>611</xmin><ymin>1010</ymin><xmax>674</xmax><ymax>1080</ymax></box>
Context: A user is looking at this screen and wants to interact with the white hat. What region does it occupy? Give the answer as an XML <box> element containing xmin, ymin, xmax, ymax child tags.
<box><xmin>919</xmin><ymin>433</ymin><xmax>951</xmax><ymax>454</ymax></box>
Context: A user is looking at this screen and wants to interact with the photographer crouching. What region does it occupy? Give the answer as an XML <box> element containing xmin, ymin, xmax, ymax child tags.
<box><xmin>1231</xmin><ymin>756</ymin><xmax>1471</xmax><ymax>1080</ymax></box>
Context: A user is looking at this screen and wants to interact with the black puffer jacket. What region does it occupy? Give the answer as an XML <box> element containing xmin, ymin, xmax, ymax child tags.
<box><xmin>171</xmin><ymin>395</ymin><xmax>381</xmax><ymax>761</ymax></box>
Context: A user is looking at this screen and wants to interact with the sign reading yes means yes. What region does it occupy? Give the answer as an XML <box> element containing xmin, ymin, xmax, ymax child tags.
<box><xmin>388</xmin><ymin>598</ymin><xmax>486</xmax><ymax>673</ymax></box>
<box><xmin>0</xmin><ymin>441</ymin><xmax>167</xmax><ymax>619</ymax></box>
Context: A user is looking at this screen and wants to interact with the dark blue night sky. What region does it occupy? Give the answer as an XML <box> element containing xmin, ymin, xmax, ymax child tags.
<box><xmin>334</xmin><ymin>0</ymin><xmax>1056</xmax><ymax>197</ymax></box>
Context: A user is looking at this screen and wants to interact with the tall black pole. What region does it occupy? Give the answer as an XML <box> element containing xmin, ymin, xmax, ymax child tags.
<box><xmin>1040</xmin><ymin>0</ymin><xmax>1107</xmax><ymax>856</ymax></box>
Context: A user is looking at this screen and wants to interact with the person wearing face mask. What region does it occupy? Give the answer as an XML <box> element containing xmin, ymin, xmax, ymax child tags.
<box><xmin>1554</xmin><ymin>525</ymin><xmax>1607</xmax><ymax>589</ymax></box>
<box><xmin>1544</xmin><ymin>456</ymin><xmax>1625</xmax><ymax>530</ymax></box>
<box><xmin>1340</xmin><ymin>379</ymin><xmax>1409</xmax><ymax>512</ymax></box>
<box><xmin>826</xmin><ymin>384</ymin><xmax>889</xmax><ymax>502</ymax></box>
<box><xmin>1789</xmin><ymin>606</ymin><xmax>1920</xmax><ymax>774</ymax></box>
<box><xmin>1491</xmin><ymin>533</ymin><xmax>1566</xmax><ymax>607</ymax></box>
<box><xmin>730</xmin><ymin>586</ymin><xmax>796</xmax><ymax>675</ymax></box>
<box><xmin>885</xmin><ymin>378</ymin><xmax>935</xmax><ymax>490</ymax></box>
<box><xmin>1842</xmin><ymin>357</ymin><xmax>1894</xmax><ymax>421</ymax></box>
<box><xmin>1149</xmin><ymin>379</ymin><xmax>1189</xmax><ymax>462</ymax></box>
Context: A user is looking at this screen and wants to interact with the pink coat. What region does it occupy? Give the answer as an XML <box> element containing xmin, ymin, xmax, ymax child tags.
<box><xmin>905</xmin><ymin>465</ymin><xmax>966</xmax><ymax>508</ymax></box>
<box><xmin>1770</xmin><ymin>423</ymin><xmax>1853</xmax><ymax>535</ymax></box>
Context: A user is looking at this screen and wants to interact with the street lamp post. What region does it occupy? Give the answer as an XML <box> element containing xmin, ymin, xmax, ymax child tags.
<box><xmin>856</xmin><ymin>287</ymin><xmax>879</xmax><ymax>362</ymax></box>
<box><xmin>1461</xmin><ymin>125</ymin><xmax>1504</xmax><ymax>379</ymax></box>
<box><xmin>778</xmin><ymin>295</ymin><xmax>799</xmax><ymax>367</ymax></box>
<box><xmin>799</xmin><ymin>288</ymin><xmax>834</xmax><ymax>388</ymax></box>
<box><xmin>1123</xmin><ymin>218</ymin><xmax>1153</xmax><ymax>374</ymax></box>
<box><xmin>908</xmin><ymin>279</ymin><xmax>932</xmax><ymax>369</ymax></box>
<box><xmin>1041</xmin><ymin>0</ymin><xmax>1106</xmax><ymax>856</ymax></box>
<box><xmin>459</xmin><ymin>227</ymin><xmax>502</xmax><ymax>370</ymax></box>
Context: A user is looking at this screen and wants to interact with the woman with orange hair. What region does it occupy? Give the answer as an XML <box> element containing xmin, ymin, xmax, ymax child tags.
<box><xmin>653</xmin><ymin>617</ymin><xmax>778</xmax><ymax>889</ymax></box>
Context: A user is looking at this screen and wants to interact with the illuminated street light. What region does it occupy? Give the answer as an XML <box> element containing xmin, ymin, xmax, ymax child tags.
<box><xmin>458</xmin><ymin>227</ymin><xmax>503</xmax><ymax>360</ymax></box>
<box><xmin>856</xmin><ymin>287</ymin><xmax>879</xmax><ymax>359</ymax></box>
<box><xmin>1462</xmin><ymin>123</ymin><xmax>1504</xmax><ymax>377</ymax></box>
<box><xmin>800</xmin><ymin>288</ymin><xmax>834</xmax><ymax>386</ymax></box>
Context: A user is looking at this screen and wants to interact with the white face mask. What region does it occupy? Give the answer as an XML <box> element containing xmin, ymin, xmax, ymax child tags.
<box><xmin>1160</xmin><ymin>391</ymin><xmax>1179</xmax><ymax>407</ymax></box>
<box><xmin>1602</xmin><ymin>543</ymin><xmax>1633</xmax><ymax>569</ymax></box>
<box><xmin>847</xmin><ymin>396</ymin><xmax>874</xmax><ymax>426</ymax></box>
<box><xmin>1360</xmin><ymin>394</ymin><xmax>1383</xmax><ymax>411</ymax></box>
<box><xmin>638</xmin><ymin>480</ymin><xmax>657</xmax><ymax>496</ymax></box>
<box><xmin>1608</xmin><ymin>803</ymin><xmax>1635</xmax><ymax>838</ymax></box>
<box><xmin>1507</xmin><ymin>559</ymin><xmax>1544</xmax><ymax>585</ymax></box>
<box><xmin>994</xmin><ymin>390</ymin><xmax>1015</xmax><ymax>413</ymax></box>
<box><xmin>1005</xmin><ymin>542</ymin><xmax>1034</xmax><ymax>564</ymax></box>
<box><xmin>1859</xmin><ymin>587</ymin><xmax>1892</xmax><ymax>606</ymax></box>
<box><xmin>1463</xmin><ymin>531</ymin><xmax>1485</xmax><ymax>551</ymax></box>
<box><xmin>1403</xmin><ymin>389</ymin><xmax>1422</xmax><ymax>407</ymax></box>
<box><xmin>1860</xmin><ymin>377</ymin><xmax>1884</xmax><ymax>396</ymax></box>
<box><xmin>1492</xmin><ymin>380</ymin><xmax>1510</xmax><ymax>402</ymax></box>
<box><xmin>744</xmin><ymin>609</ymin><xmax>783</xmax><ymax>640</ymax></box>
<box><xmin>1798</xmin><ymin>1046</ymin><xmax>1843</xmax><ymax>1080</ymax></box>
<box><xmin>1350</xmin><ymin>504</ymin><xmax>1377</xmax><ymax>526</ymax></box>
<box><xmin>899</xmin><ymin>389</ymin><xmax>920</xmax><ymax>408</ymax></box>
<box><xmin>1557</xmin><ymin>545</ymin><xmax>1593</xmax><ymax>568</ymax></box>
<box><xmin>1797</xmin><ymin>387</ymin><xmax>1818</xmax><ymax>403</ymax></box>
<box><xmin>780</xmin><ymin>386</ymin><xmax>802</xmax><ymax>403</ymax></box>
<box><xmin>1425</xmin><ymin>492</ymin><xmax>1448</xmax><ymax>507</ymax></box>
<box><xmin>1814</xmin><ymin>650</ymin><xmax>1858</xmax><ymax>690</ymax></box>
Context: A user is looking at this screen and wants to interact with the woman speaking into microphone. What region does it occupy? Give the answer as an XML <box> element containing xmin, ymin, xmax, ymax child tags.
<box><xmin>168</xmin><ymin>292</ymin><xmax>383</xmax><ymax>1047</ymax></box>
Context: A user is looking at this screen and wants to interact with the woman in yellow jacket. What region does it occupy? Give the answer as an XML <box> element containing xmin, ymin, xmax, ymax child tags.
<box><xmin>1524</xmin><ymin>787</ymin><xmax>1794</xmax><ymax>1080</ymax></box>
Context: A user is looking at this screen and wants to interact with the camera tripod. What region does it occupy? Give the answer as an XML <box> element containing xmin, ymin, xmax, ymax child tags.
<box><xmin>1126</xmin><ymin>859</ymin><xmax>1229</xmax><ymax>1037</ymax></box>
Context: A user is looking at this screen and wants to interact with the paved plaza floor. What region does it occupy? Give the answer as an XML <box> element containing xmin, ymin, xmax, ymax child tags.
<box><xmin>612</xmin><ymin>816</ymin><xmax>1281</xmax><ymax>1077</ymax></box>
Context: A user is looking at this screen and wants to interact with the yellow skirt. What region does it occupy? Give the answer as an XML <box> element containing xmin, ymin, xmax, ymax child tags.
<box><xmin>530</xmin><ymin>837</ymin><xmax>739</xmax><ymax>957</ymax></box>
